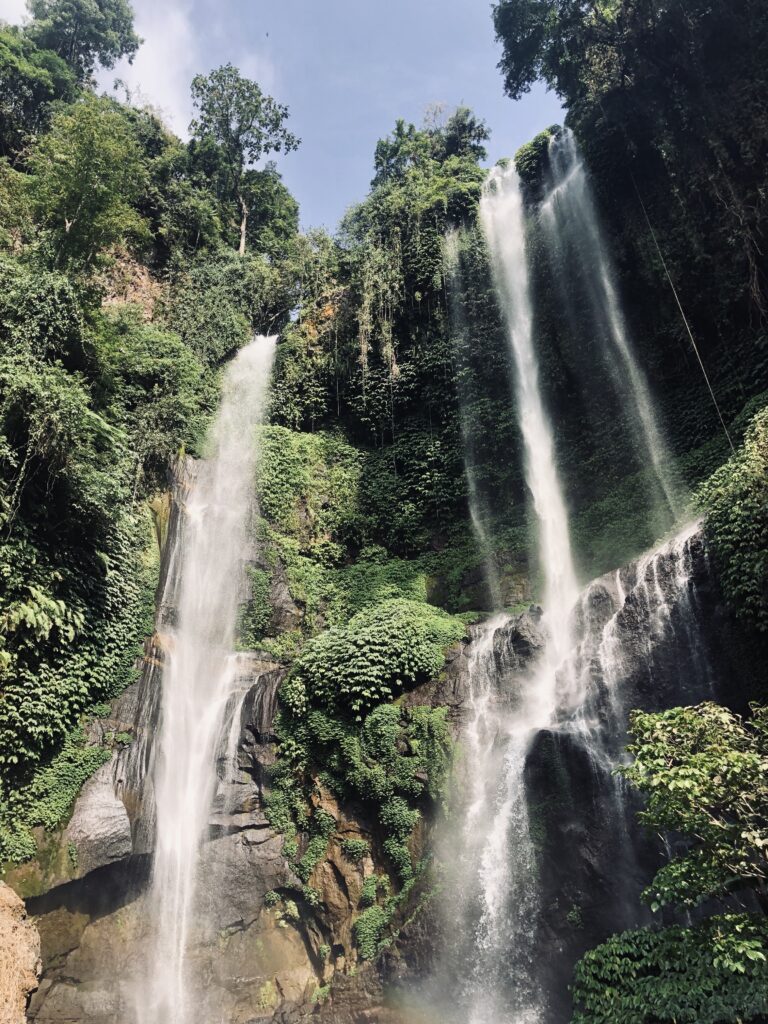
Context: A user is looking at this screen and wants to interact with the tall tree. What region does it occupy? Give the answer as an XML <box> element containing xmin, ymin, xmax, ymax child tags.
<box><xmin>189</xmin><ymin>63</ymin><xmax>299</xmax><ymax>256</ymax></box>
<box><xmin>25</xmin><ymin>0</ymin><xmax>141</xmax><ymax>80</ymax></box>
<box><xmin>0</xmin><ymin>29</ymin><xmax>77</xmax><ymax>159</ymax></box>
<box><xmin>27</xmin><ymin>94</ymin><xmax>148</xmax><ymax>267</ymax></box>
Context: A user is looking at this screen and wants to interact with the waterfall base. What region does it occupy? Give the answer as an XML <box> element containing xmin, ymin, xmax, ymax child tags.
<box><xmin>9</xmin><ymin>525</ymin><xmax>757</xmax><ymax>1024</ymax></box>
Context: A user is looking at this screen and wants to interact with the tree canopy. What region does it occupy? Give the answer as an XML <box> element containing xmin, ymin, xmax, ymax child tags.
<box><xmin>189</xmin><ymin>63</ymin><xmax>300</xmax><ymax>254</ymax></box>
<box><xmin>573</xmin><ymin>702</ymin><xmax>768</xmax><ymax>1022</ymax></box>
<box><xmin>26</xmin><ymin>0</ymin><xmax>141</xmax><ymax>79</ymax></box>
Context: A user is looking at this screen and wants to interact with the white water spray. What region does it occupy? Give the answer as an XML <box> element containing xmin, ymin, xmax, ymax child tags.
<box><xmin>447</xmin><ymin>164</ymin><xmax>581</xmax><ymax>1023</ymax></box>
<box><xmin>481</xmin><ymin>164</ymin><xmax>579</xmax><ymax>647</ymax></box>
<box><xmin>540</xmin><ymin>129</ymin><xmax>681</xmax><ymax>521</ymax></box>
<box><xmin>137</xmin><ymin>336</ymin><xmax>276</xmax><ymax>1024</ymax></box>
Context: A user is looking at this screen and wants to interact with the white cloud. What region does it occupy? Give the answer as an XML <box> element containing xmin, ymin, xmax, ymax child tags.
<box><xmin>98</xmin><ymin>0</ymin><xmax>199</xmax><ymax>138</ymax></box>
<box><xmin>237</xmin><ymin>52</ymin><xmax>275</xmax><ymax>95</ymax></box>
<box><xmin>0</xmin><ymin>0</ymin><xmax>29</xmax><ymax>26</ymax></box>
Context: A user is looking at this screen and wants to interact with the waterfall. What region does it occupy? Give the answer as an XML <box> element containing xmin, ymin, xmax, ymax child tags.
<box><xmin>136</xmin><ymin>336</ymin><xmax>276</xmax><ymax>1024</ymax></box>
<box><xmin>434</xmin><ymin>166</ymin><xmax>707</xmax><ymax>1024</ymax></box>
<box><xmin>432</xmin><ymin>522</ymin><xmax>713</xmax><ymax>1024</ymax></box>
<box><xmin>480</xmin><ymin>163</ymin><xmax>579</xmax><ymax>651</ymax></box>
<box><xmin>440</xmin><ymin>165</ymin><xmax>581</xmax><ymax>1023</ymax></box>
<box><xmin>443</xmin><ymin>228</ymin><xmax>503</xmax><ymax>610</ymax></box>
<box><xmin>540</xmin><ymin>129</ymin><xmax>682</xmax><ymax>523</ymax></box>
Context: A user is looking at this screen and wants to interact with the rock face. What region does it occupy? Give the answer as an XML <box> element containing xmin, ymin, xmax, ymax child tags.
<box><xmin>62</xmin><ymin>765</ymin><xmax>133</xmax><ymax>881</ymax></box>
<box><xmin>0</xmin><ymin>883</ymin><xmax>41</xmax><ymax>1024</ymax></box>
<box><xmin>9</xmin><ymin>522</ymin><xmax>747</xmax><ymax>1024</ymax></box>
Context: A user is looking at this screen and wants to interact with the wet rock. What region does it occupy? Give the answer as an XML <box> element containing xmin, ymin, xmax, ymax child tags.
<box><xmin>62</xmin><ymin>764</ymin><xmax>133</xmax><ymax>880</ymax></box>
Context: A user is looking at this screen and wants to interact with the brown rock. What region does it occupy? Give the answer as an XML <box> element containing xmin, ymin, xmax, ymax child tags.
<box><xmin>0</xmin><ymin>882</ymin><xmax>41</xmax><ymax>1023</ymax></box>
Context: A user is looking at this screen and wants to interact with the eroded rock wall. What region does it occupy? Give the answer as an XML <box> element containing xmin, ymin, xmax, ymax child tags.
<box><xmin>0</xmin><ymin>883</ymin><xmax>40</xmax><ymax>1024</ymax></box>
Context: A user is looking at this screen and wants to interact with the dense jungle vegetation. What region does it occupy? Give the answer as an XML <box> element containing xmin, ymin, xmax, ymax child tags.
<box><xmin>1</xmin><ymin>0</ymin><xmax>768</xmax><ymax>1019</ymax></box>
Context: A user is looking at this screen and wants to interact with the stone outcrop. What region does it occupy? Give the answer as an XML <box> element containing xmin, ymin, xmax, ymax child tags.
<box><xmin>9</xmin><ymin>517</ymin><xmax>744</xmax><ymax>1024</ymax></box>
<box><xmin>0</xmin><ymin>883</ymin><xmax>41</xmax><ymax>1024</ymax></box>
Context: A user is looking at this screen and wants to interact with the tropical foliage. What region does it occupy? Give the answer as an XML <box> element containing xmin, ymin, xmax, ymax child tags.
<box><xmin>573</xmin><ymin>703</ymin><xmax>768</xmax><ymax>1021</ymax></box>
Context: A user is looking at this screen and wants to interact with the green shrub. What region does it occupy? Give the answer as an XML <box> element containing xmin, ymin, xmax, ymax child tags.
<box><xmin>341</xmin><ymin>838</ymin><xmax>369</xmax><ymax>862</ymax></box>
<box><xmin>699</xmin><ymin>407</ymin><xmax>768</xmax><ymax>632</ymax></box>
<box><xmin>282</xmin><ymin>598</ymin><xmax>464</xmax><ymax>719</ymax></box>
<box><xmin>360</xmin><ymin>875</ymin><xmax>378</xmax><ymax>908</ymax></box>
<box><xmin>573</xmin><ymin>915</ymin><xmax>768</xmax><ymax>1024</ymax></box>
<box><xmin>354</xmin><ymin>905</ymin><xmax>390</xmax><ymax>961</ymax></box>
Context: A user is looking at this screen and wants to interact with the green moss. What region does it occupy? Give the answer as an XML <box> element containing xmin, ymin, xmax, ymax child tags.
<box><xmin>698</xmin><ymin>405</ymin><xmax>768</xmax><ymax>632</ymax></box>
<box><xmin>0</xmin><ymin>727</ymin><xmax>111</xmax><ymax>862</ymax></box>
<box><xmin>236</xmin><ymin>566</ymin><xmax>272</xmax><ymax>649</ymax></box>
<box><xmin>514</xmin><ymin>126</ymin><xmax>560</xmax><ymax>189</ymax></box>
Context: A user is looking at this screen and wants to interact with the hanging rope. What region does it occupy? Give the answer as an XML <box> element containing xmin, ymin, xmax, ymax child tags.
<box><xmin>630</xmin><ymin>171</ymin><xmax>736</xmax><ymax>454</ymax></box>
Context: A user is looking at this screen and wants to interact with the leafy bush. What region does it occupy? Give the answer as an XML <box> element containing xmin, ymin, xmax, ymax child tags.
<box><xmin>281</xmin><ymin>598</ymin><xmax>464</xmax><ymax>719</ymax></box>
<box><xmin>620</xmin><ymin>703</ymin><xmax>768</xmax><ymax>911</ymax></box>
<box><xmin>360</xmin><ymin>875</ymin><xmax>378</xmax><ymax>907</ymax></box>
<box><xmin>573</xmin><ymin>915</ymin><xmax>768</xmax><ymax>1024</ymax></box>
<box><xmin>574</xmin><ymin>702</ymin><xmax>768</xmax><ymax>1021</ymax></box>
<box><xmin>354</xmin><ymin>905</ymin><xmax>390</xmax><ymax>961</ymax></box>
<box><xmin>341</xmin><ymin>838</ymin><xmax>369</xmax><ymax>862</ymax></box>
<box><xmin>699</xmin><ymin>407</ymin><xmax>768</xmax><ymax>632</ymax></box>
<box><xmin>0</xmin><ymin>727</ymin><xmax>111</xmax><ymax>861</ymax></box>
<box><xmin>269</xmin><ymin>701</ymin><xmax>452</xmax><ymax>881</ymax></box>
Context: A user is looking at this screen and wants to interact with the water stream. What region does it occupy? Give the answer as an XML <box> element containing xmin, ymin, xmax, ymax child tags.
<box><xmin>446</xmin><ymin>163</ymin><xmax>581</xmax><ymax>1023</ymax></box>
<box><xmin>540</xmin><ymin>129</ymin><xmax>682</xmax><ymax>522</ymax></box>
<box><xmin>136</xmin><ymin>336</ymin><xmax>276</xmax><ymax>1024</ymax></box>
<box><xmin>436</xmin><ymin>163</ymin><xmax>702</xmax><ymax>1023</ymax></box>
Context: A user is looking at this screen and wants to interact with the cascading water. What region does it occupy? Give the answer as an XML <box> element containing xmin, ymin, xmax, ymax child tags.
<box><xmin>540</xmin><ymin>129</ymin><xmax>682</xmax><ymax>523</ymax></box>
<box><xmin>443</xmin><ymin>228</ymin><xmax>503</xmax><ymax>610</ymax></box>
<box><xmin>433</xmin><ymin>523</ymin><xmax>714</xmax><ymax>1023</ymax></box>
<box><xmin>481</xmin><ymin>165</ymin><xmax>579</xmax><ymax>645</ymax></box>
<box><xmin>440</xmin><ymin>164</ymin><xmax>581</xmax><ymax>1023</ymax></box>
<box><xmin>433</xmin><ymin>166</ymin><xmax>712</xmax><ymax>1024</ymax></box>
<box><xmin>136</xmin><ymin>335</ymin><xmax>276</xmax><ymax>1024</ymax></box>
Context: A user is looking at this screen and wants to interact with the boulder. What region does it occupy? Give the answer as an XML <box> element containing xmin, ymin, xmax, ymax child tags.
<box><xmin>0</xmin><ymin>882</ymin><xmax>41</xmax><ymax>1024</ymax></box>
<box><xmin>63</xmin><ymin>764</ymin><xmax>132</xmax><ymax>880</ymax></box>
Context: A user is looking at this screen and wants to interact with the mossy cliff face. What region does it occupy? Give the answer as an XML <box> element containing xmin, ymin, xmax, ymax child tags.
<box><xmin>2</xmin><ymin>436</ymin><xmax>475</xmax><ymax>1023</ymax></box>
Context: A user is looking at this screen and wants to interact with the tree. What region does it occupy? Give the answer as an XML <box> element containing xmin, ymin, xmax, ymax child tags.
<box><xmin>441</xmin><ymin>106</ymin><xmax>490</xmax><ymax>161</ymax></box>
<box><xmin>572</xmin><ymin>702</ymin><xmax>768</xmax><ymax>1023</ymax></box>
<box><xmin>27</xmin><ymin>94</ymin><xmax>149</xmax><ymax>267</ymax></box>
<box><xmin>0</xmin><ymin>28</ymin><xmax>77</xmax><ymax>159</ymax></box>
<box><xmin>189</xmin><ymin>63</ymin><xmax>299</xmax><ymax>255</ymax></box>
<box><xmin>621</xmin><ymin>702</ymin><xmax>768</xmax><ymax>912</ymax></box>
<box><xmin>573</xmin><ymin>915</ymin><xmax>768</xmax><ymax>1024</ymax></box>
<box><xmin>25</xmin><ymin>0</ymin><xmax>141</xmax><ymax>80</ymax></box>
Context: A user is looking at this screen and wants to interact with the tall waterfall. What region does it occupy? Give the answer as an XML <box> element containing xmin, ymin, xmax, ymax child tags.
<box><xmin>443</xmin><ymin>228</ymin><xmax>503</xmax><ymax>610</ymax></box>
<box><xmin>441</xmin><ymin>165</ymin><xmax>581</xmax><ymax>1023</ymax></box>
<box><xmin>137</xmin><ymin>336</ymin><xmax>276</xmax><ymax>1024</ymax></box>
<box><xmin>540</xmin><ymin>129</ymin><xmax>682</xmax><ymax>522</ymax></box>
<box><xmin>481</xmin><ymin>164</ymin><xmax>579</xmax><ymax>644</ymax></box>
<box><xmin>433</xmin><ymin>523</ymin><xmax>712</xmax><ymax>1024</ymax></box>
<box><xmin>433</xmin><ymin>166</ymin><xmax>706</xmax><ymax>1024</ymax></box>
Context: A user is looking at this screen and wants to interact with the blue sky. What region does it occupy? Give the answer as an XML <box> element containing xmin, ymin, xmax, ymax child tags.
<box><xmin>1</xmin><ymin>0</ymin><xmax>564</xmax><ymax>230</ymax></box>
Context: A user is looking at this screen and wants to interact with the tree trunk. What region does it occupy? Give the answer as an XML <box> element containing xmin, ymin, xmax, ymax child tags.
<box><xmin>238</xmin><ymin>194</ymin><xmax>248</xmax><ymax>256</ymax></box>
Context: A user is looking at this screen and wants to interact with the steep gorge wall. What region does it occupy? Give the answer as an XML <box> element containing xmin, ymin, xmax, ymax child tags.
<box><xmin>8</xmin><ymin>512</ymin><xmax>752</xmax><ymax>1024</ymax></box>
